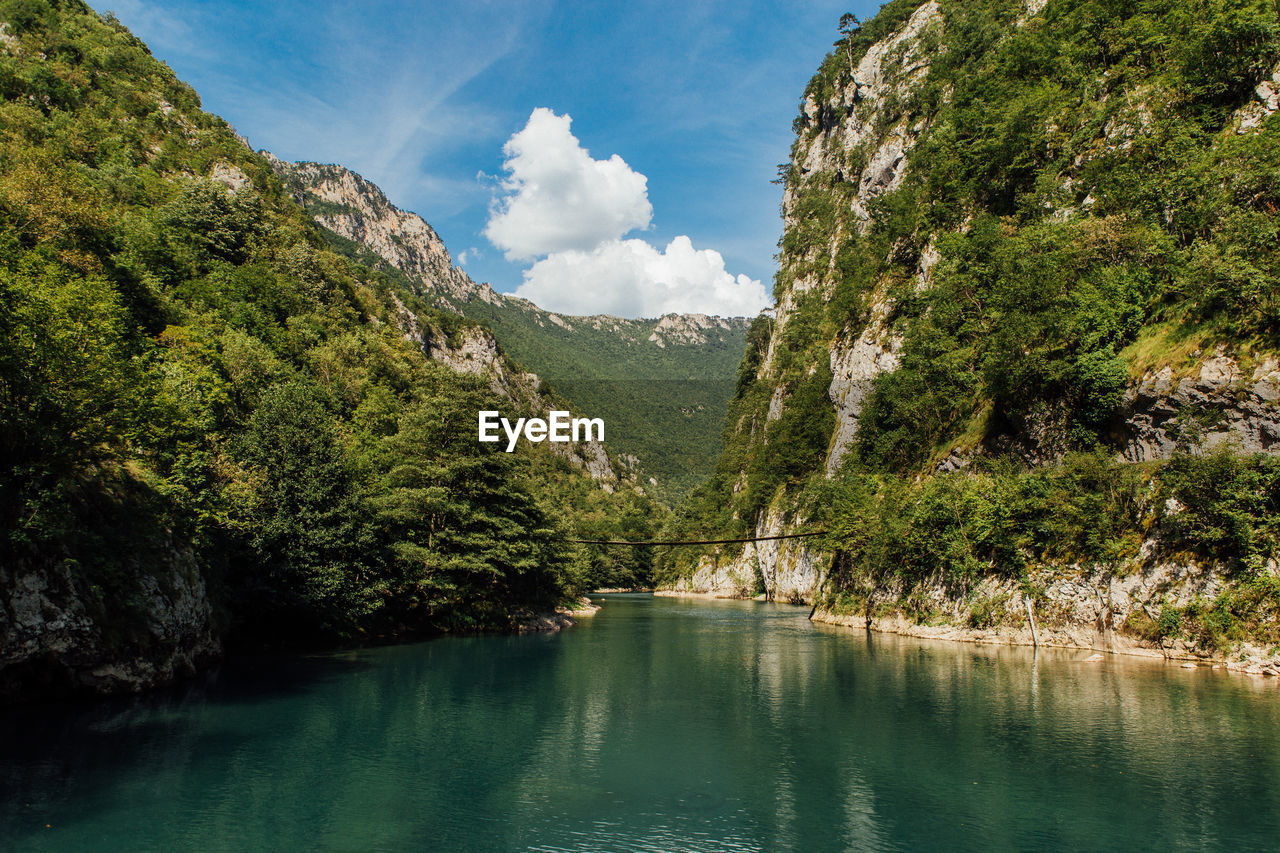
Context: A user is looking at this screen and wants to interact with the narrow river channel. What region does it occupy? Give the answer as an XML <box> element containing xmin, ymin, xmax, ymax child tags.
<box><xmin>3</xmin><ymin>594</ymin><xmax>1278</xmax><ymax>851</ymax></box>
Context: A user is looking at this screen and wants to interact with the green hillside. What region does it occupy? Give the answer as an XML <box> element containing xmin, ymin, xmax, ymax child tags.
<box><xmin>450</xmin><ymin>300</ymin><xmax>746</xmax><ymax>499</ymax></box>
<box><xmin>271</xmin><ymin>159</ymin><xmax>752</xmax><ymax>502</ymax></box>
<box><xmin>0</xmin><ymin>0</ymin><xmax>662</xmax><ymax>696</ymax></box>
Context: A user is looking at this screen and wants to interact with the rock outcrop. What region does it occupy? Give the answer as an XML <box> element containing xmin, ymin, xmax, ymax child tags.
<box><xmin>0</xmin><ymin>543</ymin><xmax>221</xmax><ymax>702</ymax></box>
<box><xmin>1123</xmin><ymin>354</ymin><xmax>1280</xmax><ymax>461</ymax></box>
<box><xmin>647</xmin><ymin>313</ymin><xmax>743</xmax><ymax>347</ymax></box>
<box><xmin>789</xmin><ymin>2</ymin><xmax>943</xmax><ymax>476</ymax></box>
<box><xmin>678</xmin><ymin>3</ymin><xmax>945</xmax><ymax>599</ymax></box>
<box><xmin>264</xmin><ymin>155</ymin><xmax>502</xmax><ymax>308</ymax></box>
<box><xmin>813</xmin><ymin>548</ymin><xmax>1280</xmax><ymax>676</ymax></box>
<box><xmin>1235</xmin><ymin>61</ymin><xmax>1280</xmax><ymax>133</ymax></box>
<box><xmin>663</xmin><ymin>507</ymin><xmax>823</xmax><ymax>604</ymax></box>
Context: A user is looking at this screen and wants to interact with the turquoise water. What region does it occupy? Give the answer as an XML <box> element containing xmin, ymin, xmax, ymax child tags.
<box><xmin>2</xmin><ymin>594</ymin><xmax>1279</xmax><ymax>851</ymax></box>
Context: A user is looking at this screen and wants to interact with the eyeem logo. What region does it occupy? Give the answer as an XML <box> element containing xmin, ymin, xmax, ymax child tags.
<box><xmin>479</xmin><ymin>410</ymin><xmax>604</xmax><ymax>452</ymax></box>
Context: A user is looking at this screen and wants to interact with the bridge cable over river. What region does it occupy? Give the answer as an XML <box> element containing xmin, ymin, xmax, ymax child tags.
<box><xmin>562</xmin><ymin>530</ymin><xmax>828</xmax><ymax>546</ymax></box>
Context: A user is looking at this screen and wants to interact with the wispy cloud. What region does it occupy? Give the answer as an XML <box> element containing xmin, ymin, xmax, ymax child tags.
<box><xmin>101</xmin><ymin>0</ymin><xmax>210</xmax><ymax>58</ymax></box>
<box><xmin>95</xmin><ymin>0</ymin><xmax>549</xmax><ymax>218</ymax></box>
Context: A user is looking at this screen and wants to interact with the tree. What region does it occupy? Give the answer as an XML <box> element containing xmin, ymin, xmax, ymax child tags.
<box><xmin>370</xmin><ymin>390</ymin><xmax>580</xmax><ymax>631</ymax></box>
<box><xmin>838</xmin><ymin>13</ymin><xmax>861</xmax><ymax>73</ymax></box>
<box><xmin>232</xmin><ymin>381</ymin><xmax>375</xmax><ymax>636</ymax></box>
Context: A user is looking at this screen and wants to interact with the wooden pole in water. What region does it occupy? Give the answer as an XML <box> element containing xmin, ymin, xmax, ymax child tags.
<box><xmin>1025</xmin><ymin>597</ymin><xmax>1040</xmax><ymax>649</ymax></box>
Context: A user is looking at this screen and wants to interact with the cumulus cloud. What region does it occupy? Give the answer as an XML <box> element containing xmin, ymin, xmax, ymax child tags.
<box><xmin>484</xmin><ymin>108</ymin><xmax>652</xmax><ymax>261</ymax></box>
<box><xmin>486</xmin><ymin>109</ymin><xmax>770</xmax><ymax>319</ymax></box>
<box><xmin>514</xmin><ymin>237</ymin><xmax>769</xmax><ymax>318</ymax></box>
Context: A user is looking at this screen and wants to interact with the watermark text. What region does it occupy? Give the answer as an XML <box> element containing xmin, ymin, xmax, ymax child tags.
<box><xmin>478</xmin><ymin>410</ymin><xmax>604</xmax><ymax>452</ymax></box>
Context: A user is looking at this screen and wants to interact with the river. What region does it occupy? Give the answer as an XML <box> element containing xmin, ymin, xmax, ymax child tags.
<box><xmin>2</xmin><ymin>594</ymin><xmax>1278</xmax><ymax>851</ymax></box>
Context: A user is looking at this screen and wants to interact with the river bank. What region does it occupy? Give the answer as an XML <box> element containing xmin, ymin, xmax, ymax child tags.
<box><xmin>1</xmin><ymin>595</ymin><xmax>601</xmax><ymax>707</ymax></box>
<box><xmin>652</xmin><ymin>588</ymin><xmax>1280</xmax><ymax>677</ymax></box>
<box><xmin>516</xmin><ymin>598</ymin><xmax>601</xmax><ymax>631</ymax></box>
<box><xmin>811</xmin><ymin>609</ymin><xmax>1280</xmax><ymax>677</ymax></box>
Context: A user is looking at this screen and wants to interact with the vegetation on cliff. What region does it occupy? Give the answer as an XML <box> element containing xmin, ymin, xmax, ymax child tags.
<box><xmin>0</xmin><ymin>0</ymin><xmax>658</xmax><ymax>684</ymax></box>
<box><xmin>660</xmin><ymin>0</ymin><xmax>1280</xmax><ymax>656</ymax></box>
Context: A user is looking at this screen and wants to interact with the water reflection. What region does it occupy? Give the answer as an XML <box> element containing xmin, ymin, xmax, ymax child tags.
<box><xmin>1</xmin><ymin>595</ymin><xmax>1277</xmax><ymax>852</ymax></box>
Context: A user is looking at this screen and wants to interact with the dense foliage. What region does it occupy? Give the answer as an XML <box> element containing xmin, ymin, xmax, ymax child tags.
<box><xmin>813</xmin><ymin>450</ymin><xmax>1280</xmax><ymax>651</ymax></box>
<box><xmin>317</xmin><ymin>224</ymin><xmax>750</xmax><ymax>503</ymax></box>
<box><xmin>845</xmin><ymin>0</ymin><xmax>1280</xmax><ymax>469</ymax></box>
<box><xmin>0</xmin><ymin>0</ymin><xmax>659</xmax><ymax>653</ymax></box>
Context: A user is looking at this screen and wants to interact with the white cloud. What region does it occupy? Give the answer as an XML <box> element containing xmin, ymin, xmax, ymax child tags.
<box><xmin>514</xmin><ymin>237</ymin><xmax>770</xmax><ymax>318</ymax></box>
<box><xmin>484</xmin><ymin>108</ymin><xmax>652</xmax><ymax>261</ymax></box>
<box><xmin>488</xmin><ymin>109</ymin><xmax>769</xmax><ymax>318</ymax></box>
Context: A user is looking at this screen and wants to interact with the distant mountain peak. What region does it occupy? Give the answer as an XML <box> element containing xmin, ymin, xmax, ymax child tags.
<box><xmin>263</xmin><ymin>154</ymin><xmax>754</xmax><ymax>331</ymax></box>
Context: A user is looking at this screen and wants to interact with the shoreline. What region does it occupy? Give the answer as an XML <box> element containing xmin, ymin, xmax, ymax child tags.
<box><xmin>652</xmin><ymin>589</ymin><xmax>768</xmax><ymax>601</ymax></box>
<box><xmin>517</xmin><ymin>598</ymin><xmax>600</xmax><ymax>632</ymax></box>
<box><xmin>652</xmin><ymin>589</ymin><xmax>1280</xmax><ymax>677</ymax></box>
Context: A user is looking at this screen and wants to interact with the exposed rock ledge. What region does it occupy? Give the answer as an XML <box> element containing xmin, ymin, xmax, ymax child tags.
<box><xmin>811</xmin><ymin>610</ymin><xmax>1280</xmax><ymax>677</ymax></box>
<box><xmin>1</xmin><ymin>547</ymin><xmax>222</xmax><ymax>703</ymax></box>
<box><xmin>654</xmin><ymin>589</ymin><xmax>759</xmax><ymax>601</ymax></box>
<box><xmin>1123</xmin><ymin>354</ymin><xmax>1280</xmax><ymax>461</ymax></box>
<box><xmin>516</xmin><ymin>599</ymin><xmax>600</xmax><ymax>632</ymax></box>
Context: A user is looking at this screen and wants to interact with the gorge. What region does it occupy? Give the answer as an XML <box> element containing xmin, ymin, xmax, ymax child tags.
<box><xmin>4</xmin><ymin>0</ymin><xmax>1280</xmax><ymax>848</ymax></box>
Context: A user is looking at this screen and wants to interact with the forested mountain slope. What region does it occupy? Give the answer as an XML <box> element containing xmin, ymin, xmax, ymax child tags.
<box><xmin>268</xmin><ymin>159</ymin><xmax>751</xmax><ymax>500</ymax></box>
<box><xmin>0</xmin><ymin>0</ymin><xmax>660</xmax><ymax>701</ymax></box>
<box><xmin>660</xmin><ymin>0</ymin><xmax>1280</xmax><ymax>672</ymax></box>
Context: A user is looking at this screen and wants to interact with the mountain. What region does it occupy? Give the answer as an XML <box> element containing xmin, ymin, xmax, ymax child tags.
<box><xmin>266</xmin><ymin>158</ymin><xmax>752</xmax><ymax>500</ymax></box>
<box><xmin>0</xmin><ymin>1</ymin><xmax>662</xmax><ymax>701</ymax></box>
<box><xmin>659</xmin><ymin>0</ymin><xmax>1280</xmax><ymax>672</ymax></box>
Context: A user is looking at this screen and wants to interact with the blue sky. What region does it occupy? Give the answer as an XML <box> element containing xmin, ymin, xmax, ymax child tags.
<box><xmin>93</xmin><ymin>0</ymin><xmax>881</xmax><ymax>316</ymax></box>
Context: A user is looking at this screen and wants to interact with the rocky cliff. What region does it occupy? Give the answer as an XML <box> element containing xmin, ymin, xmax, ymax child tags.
<box><xmin>265</xmin><ymin>156</ymin><xmax>504</xmax><ymax>309</ymax></box>
<box><xmin>668</xmin><ymin>0</ymin><xmax>947</xmax><ymax>603</ymax></box>
<box><xmin>0</xmin><ymin>543</ymin><xmax>220</xmax><ymax>700</ymax></box>
<box><xmin>662</xmin><ymin>0</ymin><xmax>1280</xmax><ymax>671</ymax></box>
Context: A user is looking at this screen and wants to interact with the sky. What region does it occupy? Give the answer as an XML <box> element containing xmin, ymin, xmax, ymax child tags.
<box><xmin>91</xmin><ymin>0</ymin><xmax>882</xmax><ymax>317</ymax></box>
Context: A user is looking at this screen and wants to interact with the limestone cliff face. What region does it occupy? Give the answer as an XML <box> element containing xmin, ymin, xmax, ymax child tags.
<box><xmin>675</xmin><ymin>0</ymin><xmax>1280</xmax><ymax>609</ymax></box>
<box><xmin>813</xmin><ymin>551</ymin><xmax>1280</xmax><ymax>677</ymax></box>
<box><xmin>665</xmin><ymin>506</ymin><xmax>823</xmax><ymax>604</ymax></box>
<box><xmin>1123</xmin><ymin>354</ymin><xmax>1280</xmax><ymax>462</ymax></box>
<box><xmin>798</xmin><ymin>1</ymin><xmax>943</xmax><ymax>477</ymax></box>
<box><xmin>0</xmin><ymin>543</ymin><xmax>220</xmax><ymax>701</ymax></box>
<box><xmin>647</xmin><ymin>314</ymin><xmax>743</xmax><ymax>348</ymax></box>
<box><xmin>675</xmin><ymin>2</ymin><xmax>944</xmax><ymax>603</ymax></box>
<box><xmin>264</xmin><ymin>155</ymin><xmax>501</xmax><ymax>308</ymax></box>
